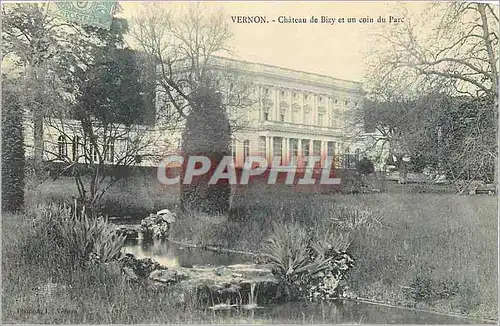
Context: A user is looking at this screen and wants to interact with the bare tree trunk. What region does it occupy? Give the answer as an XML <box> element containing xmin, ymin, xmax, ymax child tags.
<box><xmin>477</xmin><ymin>3</ymin><xmax>499</xmax><ymax>192</ymax></box>
<box><xmin>398</xmin><ymin>157</ymin><xmax>407</xmax><ymax>184</ymax></box>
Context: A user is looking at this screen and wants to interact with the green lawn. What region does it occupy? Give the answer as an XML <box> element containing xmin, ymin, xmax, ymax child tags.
<box><xmin>3</xmin><ymin>176</ymin><xmax>497</xmax><ymax>322</ymax></box>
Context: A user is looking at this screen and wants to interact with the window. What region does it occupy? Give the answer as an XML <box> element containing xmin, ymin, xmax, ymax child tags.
<box><xmin>293</xmin><ymin>92</ymin><xmax>297</xmax><ymax>99</ymax></box>
<box><xmin>303</xmin><ymin>143</ymin><xmax>310</xmax><ymax>157</ymax></box>
<box><xmin>273</xmin><ymin>137</ymin><xmax>283</xmax><ymax>163</ymax></box>
<box><xmin>259</xmin><ymin>136</ymin><xmax>266</xmax><ymax>157</ymax></box>
<box><xmin>319</xmin><ymin>96</ymin><xmax>323</xmax><ymax>102</ymax></box>
<box><xmin>313</xmin><ymin>141</ymin><xmax>321</xmax><ymax>157</ymax></box>
<box><xmin>280</xmin><ymin>114</ymin><xmax>285</xmax><ymax>122</ymax></box>
<box><xmin>93</xmin><ymin>145</ymin><xmax>99</xmax><ymax>162</ymax></box>
<box><xmin>106</xmin><ymin>139</ymin><xmax>115</xmax><ymax>163</ymax></box>
<box><xmin>305</xmin><ymin>94</ymin><xmax>309</xmax><ymax>100</ymax></box>
<box><xmin>58</xmin><ymin>135</ymin><xmax>67</xmax><ymax>159</ymax></box>
<box><xmin>344</xmin><ymin>100</ymin><xmax>348</xmax><ymax>106</ymax></box>
<box><xmin>243</xmin><ymin>140</ymin><xmax>250</xmax><ymax>163</ymax></box>
<box><xmin>231</xmin><ymin>139</ymin><xmax>236</xmax><ymax>161</ymax></box>
<box><xmin>264</xmin><ymin>112</ymin><xmax>269</xmax><ymax>121</ymax></box>
<box><xmin>290</xmin><ymin>140</ymin><xmax>298</xmax><ymax>164</ymax></box>
<box><xmin>318</xmin><ymin>113</ymin><xmax>324</xmax><ymax>126</ymax></box>
<box><xmin>281</xmin><ymin>90</ymin><xmax>285</xmax><ymax>97</ymax></box>
<box><xmin>334</xmin><ymin>99</ymin><xmax>338</xmax><ymax>104</ymax></box>
<box><xmin>84</xmin><ymin>137</ymin><xmax>99</xmax><ymax>163</ymax></box>
<box><xmin>327</xmin><ymin>142</ymin><xmax>335</xmax><ymax>157</ymax></box>
<box><xmin>265</xmin><ymin>88</ymin><xmax>269</xmax><ymax>95</ymax></box>
<box><xmin>72</xmin><ymin>136</ymin><xmax>80</xmax><ymax>161</ymax></box>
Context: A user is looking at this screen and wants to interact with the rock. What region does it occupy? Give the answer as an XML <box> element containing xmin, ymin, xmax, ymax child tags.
<box><xmin>119</xmin><ymin>253</ymin><xmax>165</xmax><ymax>278</ymax></box>
<box><xmin>215</xmin><ymin>266</ymin><xmax>226</xmax><ymax>276</ymax></box>
<box><xmin>122</xmin><ymin>266</ymin><xmax>139</xmax><ymax>282</ymax></box>
<box><xmin>141</xmin><ymin>213</ymin><xmax>173</xmax><ymax>240</ymax></box>
<box><xmin>149</xmin><ymin>269</ymin><xmax>188</xmax><ymax>284</ymax></box>
<box><xmin>157</xmin><ymin>209</ymin><xmax>176</xmax><ymax>223</ymax></box>
<box><xmin>115</xmin><ymin>225</ymin><xmax>140</xmax><ymax>240</ymax></box>
<box><xmin>148</xmin><ymin>263</ymin><xmax>281</xmax><ymax>305</ymax></box>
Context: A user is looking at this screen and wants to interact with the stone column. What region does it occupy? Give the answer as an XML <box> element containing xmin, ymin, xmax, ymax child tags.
<box><xmin>297</xmin><ymin>138</ymin><xmax>303</xmax><ymax>164</ymax></box>
<box><xmin>268</xmin><ymin>136</ymin><xmax>274</xmax><ymax>163</ymax></box>
<box><xmin>283</xmin><ymin>137</ymin><xmax>290</xmax><ymax>165</ymax></box>
<box><xmin>313</xmin><ymin>95</ymin><xmax>317</xmax><ymax>126</ymax></box>
<box><xmin>265</xmin><ymin>136</ymin><xmax>270</xmax><ymax>162</ymax></box>
<box><xmin>274</xmin><ymin>88</ymin><xmax>279</xmax><ymax>120</ymax></box>
<box><xmin>321</xmin><ymin>140</ymin><xmax>327</xmax><ymax>167</ymax></box>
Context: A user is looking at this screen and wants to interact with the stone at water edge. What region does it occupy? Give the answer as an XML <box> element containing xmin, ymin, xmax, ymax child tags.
<box><xmin>157</xmin><ymin>208</ymin><xmax>176</xmax><ymax>223</ymax></box>
<box><xmin>115</xmin><ymin>225</ymin><xmax>140</xmax><ymax>240</ymax></box>
<box><xmin>149</xmin><ymin>269</ymin><xmax>188</xmax><ymax>284</ymax></box>
<box><xmin>147</xmin><ymin>264</ymin><xmax>282</xmax><ymax>305</ymax></box>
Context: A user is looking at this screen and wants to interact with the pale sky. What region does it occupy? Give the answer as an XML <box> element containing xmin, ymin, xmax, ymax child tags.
<box><xmin>119</xmin><ymin>1</ymin><xmax>432</xmax><ymax>83</ymax></box>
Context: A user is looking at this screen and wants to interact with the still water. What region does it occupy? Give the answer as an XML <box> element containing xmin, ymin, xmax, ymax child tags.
<box><xmin>122</xmin><ymin>237</ymin><xmax>490</xmax><ymax>324</ymax></box>
<box><xmin>122</xmin><ymin>238</ymin><xmax>251</xmax><ymax>268</ymax></box>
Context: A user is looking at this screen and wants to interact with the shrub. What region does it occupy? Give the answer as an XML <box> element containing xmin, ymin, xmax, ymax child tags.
<box><xmin>408</xmin><ymin>272</ymin><xmax>461</xmax><ymax>303</ymax></box>
<box><xmin>28</xmin><ymin>203</ymin><xmax>126</xmax><ymax>268</ymax></box>
<box><xmin>356</xmin><ymin>157</ymin><xmax>375</xmax><ymax>176</ymax></box>
<box><xmin>330</xmin><ymin>206</ymin><xmax>383</xmax><ymax>231</ymax></box>
<box><xmin>263</xmin><ymin>221</ymin><xmax>354</xmax><ymax>301</ymax></box>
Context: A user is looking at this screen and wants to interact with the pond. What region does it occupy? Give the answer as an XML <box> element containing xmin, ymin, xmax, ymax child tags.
<box><xmin>122</xmin><ymin>238</ymin><xmax>252</xmax><ymax>268</ymax></box>
<box><xmin>121</xmin><ymin>238</ymin><xmax>490</xmax><ymax>324</ymax></box>
<box><xmin>204</xmin><ymin>300</ymin><xmax>485</xmax><ymax>324</ymax></box>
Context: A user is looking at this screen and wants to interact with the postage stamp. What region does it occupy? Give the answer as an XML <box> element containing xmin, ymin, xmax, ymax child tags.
<box><xmin>51</xmin><ymin>1</ymin><xmax>116</xmax><ymax>29</ymax></box>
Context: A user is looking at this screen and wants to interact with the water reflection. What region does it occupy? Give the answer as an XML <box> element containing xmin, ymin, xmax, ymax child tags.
<box><xmin>121</xmin><ymin>238</ymin><xmax>251</xmax><ymax>268</ymax></box>
<box><xmin>207</xmin><ymin>300</ymin><xmax>483</xmax><ymax>324</ymax></box>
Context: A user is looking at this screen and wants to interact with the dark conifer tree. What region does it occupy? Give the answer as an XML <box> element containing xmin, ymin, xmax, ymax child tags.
<box><xmin>2</xmin><ymin>79</ymin><xmax>26</xmax><ymax>212</ymax></box>
<box><xmin>180</xmin><ymin>86</ymin><xmax>232</xmax><ymax>214</ymax></box>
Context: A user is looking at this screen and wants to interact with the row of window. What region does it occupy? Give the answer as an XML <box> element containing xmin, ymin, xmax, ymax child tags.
<box><xmin>229</xmin><ymin>138</ymin><xmax>341</xmax><ymax>164</ymax></box>
<box><xmin>263</xmin><ymin>111</ymin><xmax>341</xmax><ymax>127</ymax></box>
<box><xmin>57</xmin><ymin>135</ymin><xmax>115</xmax><ymax>163</ymax></box>
<box><xmin>262</xmin><ymin>86</ymin><xmax>357</xmax><ymax>106</ymax></box>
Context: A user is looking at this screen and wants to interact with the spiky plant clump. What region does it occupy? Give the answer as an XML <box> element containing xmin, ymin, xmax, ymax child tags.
<box><xmin>330</xmin><ymin>206</ymin><xmax>383</xmax><ymax>231</ymax></box>
<box><xmin>263</xmin><ymin>221</ymin><xmax>354</xmax><ymax>301</ymax></box>
<box><xmin>32</xmin><ymin>203</ymin><xmax>126</xmax><ymax>268</ymax></box>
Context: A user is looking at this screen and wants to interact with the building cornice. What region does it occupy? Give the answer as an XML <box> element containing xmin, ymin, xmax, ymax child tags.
<box><xmin>209</xmin><ymin>56</ymin><xmax>365</xmax><ymax>96</ymax></box>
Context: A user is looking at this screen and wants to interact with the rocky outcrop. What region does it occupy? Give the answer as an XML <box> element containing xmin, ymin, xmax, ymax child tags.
<box><xmin>148</xmin><ymin>263</ymin><xmax>281</xmax><ymax>305</ymax></box>
<box><xmin>141</xmin><ymin>209</ymin><xmax>176</xmax><ymax>240</ymax></box>
<box><xmin>119</xmin><ymin>253</ymin><xmax>166</xmax><ymax>281</ymax></box>
<box><xmin>115</xmin><ymin>225</ymin><xmax>141</xmax><ymax>240</ymax></box>
<box><xmin>116</xmin><ymin>252</ymin><xmax>280</xmax><ymax>305</ymax></box>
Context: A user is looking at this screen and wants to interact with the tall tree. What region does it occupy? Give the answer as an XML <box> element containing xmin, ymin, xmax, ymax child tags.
<box><xmin>2</xmin><ymin>3</ymin><xmax>73</xmax><ymax>166</ymax></box>
<box><xmin>43</xmin><ymin>15</ymin><xmax>171</xmax><ymax>215</ymax></box>
<box><xmin>181</xmin><ymin>86</ymin><xmax>232</xmax><ymax>213</ymax></box>
<box><xmin>130</xmin><ymin>3</ymin><xmax>253</xmax><ymax>213</ymax></box>
<box><xmin>2</xmin><ymin>78</ymin><xmax>26</xmax><ymax>212</ymax></box>
<box><xmin>2</xmin><ymin>3</ymin><xmax>174</xmax><ymax>215</ymax></box>
<box><xmin>362</xmin><ymin>1</ymin><xmax>498</xmax><ymax>187</ymax></box>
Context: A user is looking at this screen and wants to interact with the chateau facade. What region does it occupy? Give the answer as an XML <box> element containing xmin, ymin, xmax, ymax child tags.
<box><xmin>211</xmin><ymin>58</ymin><xmax>374</xmax><ymax>170</ymax></box>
